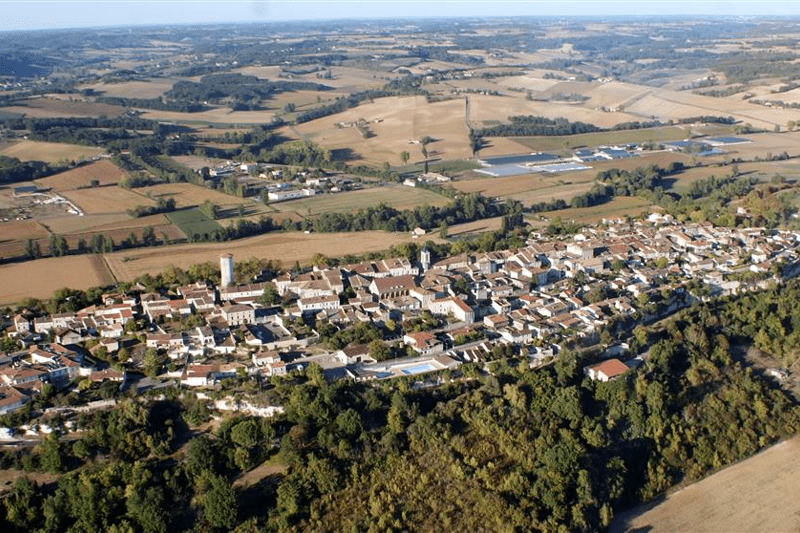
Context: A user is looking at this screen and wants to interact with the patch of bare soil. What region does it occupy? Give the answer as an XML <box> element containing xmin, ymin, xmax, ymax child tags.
<box><xmin>233</xmin><ymin>460</ymin><xmax>287</xmax><ymax>490</ymax></box>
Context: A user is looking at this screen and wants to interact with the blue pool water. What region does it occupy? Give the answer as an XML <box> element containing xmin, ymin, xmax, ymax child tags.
<box><xmin>401</xmin><ymin>363</ymin><xmax>437</xmax><ymax>375</ymax></box>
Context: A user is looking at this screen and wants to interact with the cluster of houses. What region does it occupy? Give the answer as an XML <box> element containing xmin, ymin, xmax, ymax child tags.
<box><xmin>0</xmin><ymin>342</ymin><xmax>124</xmax><ymax>415</ymax></box>
<box><xmin>199</xmin><ymin>161</ymin><xmax>360</xmax><ymax>201</ymax></box>
<box><xmin>4</xmin><ymin>215</ymin><xmax>800</xmax><ymax>413</ymax></box>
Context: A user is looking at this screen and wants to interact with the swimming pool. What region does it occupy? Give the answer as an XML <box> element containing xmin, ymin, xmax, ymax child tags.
<box><xmin>400</xmin><ymin>363</ymin><xmax>437</xmax><ymax>376</ymax></box>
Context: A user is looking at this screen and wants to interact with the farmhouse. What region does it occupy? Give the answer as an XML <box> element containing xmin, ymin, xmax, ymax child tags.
<box><xmin>585</xmin><ymin>358</ymin><xmax>629</xmax><ymax>382</ymax></box>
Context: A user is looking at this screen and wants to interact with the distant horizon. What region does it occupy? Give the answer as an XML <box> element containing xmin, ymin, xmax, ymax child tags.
<box><xmin>4</xmin><ymin>1</ymin><xmax>800</xmax><ymax>33</ymax></box>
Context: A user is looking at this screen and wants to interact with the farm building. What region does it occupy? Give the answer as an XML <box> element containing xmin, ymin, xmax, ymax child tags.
<box><xmin>584</xmin><ymin>358</ymin><xmax>629</xmax><ymax>382</ymax></box>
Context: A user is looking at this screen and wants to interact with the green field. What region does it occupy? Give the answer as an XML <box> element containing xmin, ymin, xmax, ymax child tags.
<box><xmin>166</xmin><ymin>208</ymin><xmax>223</xmax><ymax>238</ymax></box>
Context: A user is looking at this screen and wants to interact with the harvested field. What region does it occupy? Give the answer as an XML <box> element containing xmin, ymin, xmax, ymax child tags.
<box><xmin>611</xmin><ymin>436</ymin><xmax>800</xmax><ymax>533</ymax></box>
<box><xmin>446</xmin><ymin>216</ymin><xmax>505</xmax><ymax>237</ymax></box>
<box><xmin>539</xmin><ymin>196</ymin><xmax>653</xmax><ymax>224</ymax></box>
<box><xmin>452</xmin><ymin>173</ymin><xmax>571</xmax><ymax>197</ymax></box>
<box><xmin>63</xmin><ymin>225</ymin><xmax>185</xmax><ymax>250</ymax></box>
<box><xmin>510</xmin><ymin>127</ymin><xmax>689</xmax><ymax>152</ymax></box>
<box><xmin>492</xmin><ymin>74</ymin><xmax>562</xmax><ymax>93</ymax></box>
<box><xmin>263</xmin><ymin>90</ymin><xmax>339</xmax><ymax>111</ymax></box>
<box><xmin>43</xmin><ymin>213</ymin><xmax>134</xmax><ymax>234</ymax></box>
<box><xmin>669</xmin><ymin>165</ymin><xmax>736</xmax><ymax>191</ymax></box>
<box><xmin>218</xmin><ymin>211</ymin><xmax>302</xmax><ymax>228</ymax></box>
<box><xmin>715</xmin><ymin>132</ymin><xmax>800</xmax><ymax>161</ymax></box>
<box><xmin>34</xmin><ymin>160</ymin><xmax>128</xmax><ymax>192</ymax></box>
<box><xmin>296</xmin><ymin>66</ymin><xmax>392</xmax><ymax>92</ymax></box>
<box><xmin>0</xmin><ymin>255</ymin><xmax>116</xmax><ymax>305</ymax></box>
<box><xmin>139</xmin><ymin>182</ymin><xmax>261</xmax><ymax>210</ymax></box>
<box><xmin>135</xmin><ymin>107</ymin><xmax>277</xmax><ymax>125</ymax></box>
<box><xmin>0</xmin><ymin>220</ymin><xmax>49</xmax><ymax>259</ymax></box>
<box><xmin>0</xmin><ymin>97</ymin><xmax>126</xmax><ymax>118</ymax></box>
<box><xmin>624</xmin><ymin>89</ymin><xmax>799</xmax><ymax>130</ymax></box>
<box><xmin>665</xmin><ymin>159</ymin><xmax>797</xmax><ymax>194</ymax></box>
<box><xmin>75</xmin><ymin>213</ymin><xmax>171</xmax><ymax>232</ymax></box>
<box><xmin>0</xmin><ymin>141</ymin><xmax>104</xmax><ymax>163</ymax></box>
<box><xmin>0</xmin><ymin>219</ymin><xmax>48</xmax><ymax>242</ymax></box>
<box><xmin>171</xmin><ymin>155</ymin><xmax>233</xmax><ymax>172</ymax></box>
<box><xmin>271</xmin><ymin>186</ymin><xmax>450</xmax><ymax>217</ymax></box>
<box><xmin>233</xmin><ymin>66</ymin><xmax>283</xmax><ymax>79</ymax></box>
<box><xmin>104</xmin><ymin>230</ymin><xmax>443</xmax><ymax>282</ymax></box>
<box><xmin>470</xmin><ymin>136</ymin><xmax>540</xmax><ymax>158</ymax></box>
<box><xmin>45</xmin><ymin>213</ymin><xmax>183</xmax><ymax>245</ymax></box>
<box><xmin>294</xmin><ymin>95</ymin><xmax>471</xmax><ymax>165</ymax></box>
<box><xmin>509</xmin><ymin>181</ymin><xmax>598</xmax><ymax>206</ymax></box>
<box><xmin>468</xmin><ymin>93</ymin><xmax>644</xmax><ymax>129</ymax></box>
<box><xmin>81</xmin><ymin>78</ymin><xmax>177</xmax><ymax>99</ymax></box>
<box><xmin>61</xmin><ymin>187</ymin><xmax>154</xmax><ymax>215</ymax></box>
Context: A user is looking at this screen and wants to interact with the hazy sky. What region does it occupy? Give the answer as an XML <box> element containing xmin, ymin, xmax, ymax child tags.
<box><xmin>3</xmin><ymin>1</ymin><xmax>800</xmax><ymax>32</ymax></box>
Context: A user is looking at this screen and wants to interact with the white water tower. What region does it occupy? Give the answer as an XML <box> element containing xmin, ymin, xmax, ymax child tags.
<box><xmin>220</xmin><ymin>253</ymin><xmax>234</xmax><ymax>288</ymax></box>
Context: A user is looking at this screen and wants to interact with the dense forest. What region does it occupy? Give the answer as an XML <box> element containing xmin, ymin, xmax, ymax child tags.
<box><xmin>3</xmin><ymin>279</ymin><xmax>799</xmax><ymax>532</ymax></box>
<box><xmin>0</xmin><ymin>156</ymin><xmax>71</xmax><ymax>185</ymax></box>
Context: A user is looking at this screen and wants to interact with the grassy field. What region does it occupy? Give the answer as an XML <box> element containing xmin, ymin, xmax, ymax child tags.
<box><xmin>103</xmin><ymin>230</ymin><xmax>444</xmax><ymax>282</ymax></box>
<box><xmin>611</xmin><ymin>436</ymin><xmax>800</xmax><ymax>533</ymax></box>
<box><xmin>270</xmin><ymin>186</ymin><xmax>451</xmax><ymax>217</ymax></box>
<box><xmin>34</xmin><ymin>160</ymin><xmax>128</xmax><ymax>192</ymax></box>
<box><xmin>0</xmin><ymin>141</ymin><xmax>104</xmax><ymax>163</ymax></box>
<box><xmin>0</xmin><ymin>255</ymin><xmax>116</xmax><ymax>305</ymax></box>
<box><xmin>166</xmin><ymin>208</ymin><xmax>223</xmax><ymax>238</ymax></box>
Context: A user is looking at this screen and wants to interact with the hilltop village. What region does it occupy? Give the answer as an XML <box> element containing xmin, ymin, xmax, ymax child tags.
<box><xmin>3</xmin><ymin>213</ymin><xmax>799</xmax><ymax>415</ymax></box>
